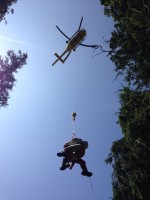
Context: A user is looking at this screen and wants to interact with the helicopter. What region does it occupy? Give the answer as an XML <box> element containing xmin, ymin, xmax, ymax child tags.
<box><xmin>52</xmin><ymin>17</ymin><xmax>98</xmax><ymax>66</ymax></box>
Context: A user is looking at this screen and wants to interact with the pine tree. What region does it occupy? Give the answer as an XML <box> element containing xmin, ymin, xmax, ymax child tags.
<box><xmin>0</xmin><ymin>50</ymin><xmax>27</xmax><ymax>107</ymax></box>
<box><xmin>0</xmin><ymin>0</ymin><xmax>17</xmax><ymax>23</ymax></box>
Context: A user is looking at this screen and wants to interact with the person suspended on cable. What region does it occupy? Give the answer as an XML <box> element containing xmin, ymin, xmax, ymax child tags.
<box><xmin>57</xmin><ymin>137</ymin><xmax>93</xmax><ymax>177</ymax></box>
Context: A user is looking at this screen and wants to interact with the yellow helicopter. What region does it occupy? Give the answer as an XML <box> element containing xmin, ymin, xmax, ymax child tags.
<box><xmin>52</xmin><ymin>17</ymin><xmax>98</xmax><ymax>66</ymax></box>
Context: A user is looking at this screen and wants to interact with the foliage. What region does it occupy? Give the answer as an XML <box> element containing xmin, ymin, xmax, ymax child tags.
<box><xmin>0</xmin><ymin>50</ymin><xmax>27</xmax><ymax>107</ymax></box>
<box><xmin>100</xmin><ymin>1</ymin><xmax>150</xmax><ymax>199</ymax></box>
<box><xmin>105</xmin><ymin>88</ymin><xmax>150</xmax><ymax>200</ymax></box>
<box><xmin>100</xmin><ymin>0</ymin><xmax>150</xmax><ymax>89</ymax></box>
<box><xmin>106</xmin><ymin>136</ymin><xmax>150</xmax><ymax>200</ymax></box>
<box><xmin>0</xmin><ymin>0</ymin><xmax>17</xmax><ymax>23</ymax></box>
<box><xmin>0</xmin><ymin>0</ymin><xmax>28</xmax><ymax>108</ymax></box>
<box><xmin>118</xmin><ymin>88</ymin><xmax>150</xmax><ymax>141</ymax></box>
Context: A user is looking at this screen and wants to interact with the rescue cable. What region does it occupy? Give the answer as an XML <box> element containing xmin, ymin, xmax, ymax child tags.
<box><xmin>72</xmin><ymin>112</ymin><xmax>77</xmax><ymax>138</ymax></box>
<box><xmin>71</xmin><ymin>111</ymin><xmax>93</xmax><ymax>192</ymax></box>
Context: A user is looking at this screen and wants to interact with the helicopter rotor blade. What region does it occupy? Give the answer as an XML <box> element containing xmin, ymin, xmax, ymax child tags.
<box><xmin>78</xmin><ymin>17</ymin><xmax>83</xmax><ymax>31</ymax></box>
<box><xmin>79</xmin><ymin>43</ymin><xmax>99</xmax><ymax>48</ymax></box>
<box><xmin>56</xmin><ymin>25</ymin><xmax>70</xmax><ymax>40</ymax></box>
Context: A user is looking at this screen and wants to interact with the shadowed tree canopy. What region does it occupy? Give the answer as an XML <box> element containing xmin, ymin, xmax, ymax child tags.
<box><xmin>0</xmin><ymin>50</ymin><xmax>27</xmax><ymax>107</ymax></box>
<box><xmin>100</xmin><ymin>2</ymin><xmax>150</xmax><ymax>198</ymax></box>
<box><xmin>100</xmin><ymin>0</ymin><xmax>150</xmax><ymax>89</ymax></box>
<box><xmin>0</xmin><ymin>0</ymin><xmax>17</xmax><ymax>23</ymax></box>
<box><xmin>106</xmin><ymin>88</ymin><xmax>150</xmax><ymax>200</ymax></box>
<box><xmin>118</xmin><ymin>87</ymin><xmax>150</xmax><ymax>142</ymax></box>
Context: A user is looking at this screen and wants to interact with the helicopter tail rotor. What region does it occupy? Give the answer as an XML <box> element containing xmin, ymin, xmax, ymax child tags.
<box><xmin>52</xmin><ymin>52</ymin><xmax>65</xmax><ymax>66</ymax></box>
<box><xmin>52</xmin><ymin>50</ymin><xmax>72</xmax><ymax>66</ymax></box>
<box><xmin>78</xmin><ymin>17</ymin><xmax>83</xmax><ymax>31</ymax></box>
<box><xmin>54</xmin><ymin>53</ymin><xmax>65</xmax><ymax>63</ymax></box>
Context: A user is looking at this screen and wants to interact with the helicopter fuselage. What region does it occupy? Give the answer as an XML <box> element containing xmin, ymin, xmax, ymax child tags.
<box><xmin>66</xmin><ymin>29</ymin><xmax>86</xmax><ymax>52</ymax></box>
<box><xmin>52</xmin><ymin>17</ymin><xmax>98</xmax><ymax>66</ymax></box>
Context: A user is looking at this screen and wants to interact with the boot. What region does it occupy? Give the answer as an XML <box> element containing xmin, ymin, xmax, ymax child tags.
<box><xmin>57</xmin><ymin>152</ymin><xmax>64</xmax><ymax>157</ymax></box>
<box><xmin>60</xmin><ymin>164</ymin><xmax>70</xmax><ymax>170</ymax></box>
<box><xmin>81</xmin><ymin>171</ymin><xmax>93</xmax><ymax>177</ymax></box>
<box><xmin>60</xmin><ymin>158</ymin><xmax>70</xmax><ymax>170</ymax></box>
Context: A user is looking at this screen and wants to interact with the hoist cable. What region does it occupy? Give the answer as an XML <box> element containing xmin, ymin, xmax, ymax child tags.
<box><xmin>71</xmin><ymin>105</ymin><xmax>77</xmax><ymax>138</ymax></box>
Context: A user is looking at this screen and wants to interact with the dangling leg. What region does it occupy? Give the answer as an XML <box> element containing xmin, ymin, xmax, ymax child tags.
<box><xmin>58</xmin><ymin>151</ymin><xmax>73</xmax><ymax>170</ymax></box>
<box><xmin>76</xmin><ymin>159</ymin><xmax>93</xmax><ymax>177</ymax></box>
<box><xmin>60</xmin><ymin>158</ymin><xmax>70</xmax><ymax>170</ymax></box>
<box><xmin>69</xmin><ymin>161</ymin><xmax>75</xmax><ymax>170</ymax></box>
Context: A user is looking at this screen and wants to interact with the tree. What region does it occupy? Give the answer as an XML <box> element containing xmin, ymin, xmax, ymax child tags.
<box><xmin>0</xmin><ymin>50</ymin><xmax>27</xmax><ymax>107</ymax></box>
<box><xmin>118</xmin><ymin>88</ymin><xmax>150</xmax><ymax>142</ymax></box>
<box><xmin>100</xmin><ymin>0</ymin><xmax>150</xmax><ymax>89</ymax></box>
<box><xmin>0</xmin><ymin>0</ymin><xmax>17</xmax><ymax>23</ymax></box>
<box><xmin>0</xmin><ymin>1</ymin><xmax>28</xmax><ymax>108</ymax></box>
<box><xmin>106</xmin><ymin>136</ymin><xmax>150</xmax><ymax>200</ymax></box>
<box><xmin>105</xmin><ymin>88</ymin><xmax>150</xmax><ymax>200</ymax></box>
<box><xmin>100</xmin><ymin>1</ymin><xmax>150</xmax><ymax>199</ymax></box>
<box><xmin>106</xmin><ymin>138</ymin><xmax>137</xmax><ymax>200</ymax></box>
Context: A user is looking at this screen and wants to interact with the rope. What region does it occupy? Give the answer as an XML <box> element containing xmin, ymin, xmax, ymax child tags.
<box><xmin>71</xmin><ymin>109</ymin><xmax>93</xmax><ymax>193</ymax></box>
<box><xmin>72</xmin><ymin>104</ymin><xmax>77</xmax><ymax>138</ymax></box>
<box><xmin>89</xmin><ymin>177</ymin><xmax>93</xmax><ymax>192</ymax></box>
<box><xmin>72</xmin><ymin>118</ymin><xmax>75</xmax><ymax>135</ymax></box>
<box><xmin>72</xmin><ymin>118</ymin><xmax>76</xmax><ymax>138</ymax></box>
<box><xmin>72</xmin><ymin>132</ymin><xmax>76</xmax><ymax>138</ymax></box>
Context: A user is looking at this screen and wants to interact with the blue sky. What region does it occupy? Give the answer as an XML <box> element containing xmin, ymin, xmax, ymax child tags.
<box><xmin>0</xmin><ymin>1</ymin><xmax>122</xmax><ymax>200</ymax></box>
